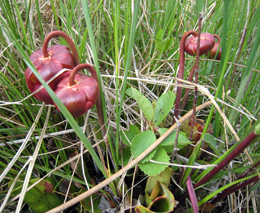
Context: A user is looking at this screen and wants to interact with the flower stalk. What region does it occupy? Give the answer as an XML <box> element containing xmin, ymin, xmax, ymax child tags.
<box><xmin>42</xmin><ymin>31</ymin><xmax>80</xmax><ymax>65</ymax></box>
<box><xmin>173</xmin><ymin>30</ymin><xmax>198</xmax><ymax>123</ymax></box>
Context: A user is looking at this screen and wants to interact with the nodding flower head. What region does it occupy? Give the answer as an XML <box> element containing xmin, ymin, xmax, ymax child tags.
<box><xmin>208</xmin><ymin>34</ymin><xmax>222</xmax><ymax>60</ymax></box>
<box><xmin>184</xmin><ymin>33</ymin><xmax>215</xmax><ymax>56</ymax></box>
<box><xmin>25</xmin><ymin>31</ymin><xmax>79</xmax><ymax>104</ymax></box>
<box><xmin>54</xmin><ymin>63</ymin><xmax>100</xmax><ymax>117</ymax></box>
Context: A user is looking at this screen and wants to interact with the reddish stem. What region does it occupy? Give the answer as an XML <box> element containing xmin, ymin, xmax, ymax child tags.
<box><xmin>214</xmin><ymin>34</ymin><xmax>221</xmax><ymax>44</ymax></box>
<box><xmin>68</xmin><ymin>64</ymin><xmax>98</xmax><ymax>86</ymax></box>
<box><xmin>42</xmin><ymin>30</ymin><xmax>80</xmax><ymax>65</ymax></box>
<box><xmin>178</xmin><ymin>127</ymin><xmax>260</xmax><ymax>204</ymax></box>
<box><xmin>212</xmin><ymin>176</ymin><xmax>259</xmax><ymax>205</ymax></box>
<box><xmin>180</xmin><ymin>63</ymin><xmax>196</xmax><ymax>113</ymax></box>
<box><xmin>174</xmin><ymin>31</ymin><xmax>198</xmax><ymax>124</ymax></box>
<box><xmin>69</xmin><ymin>64</ymin><xmax>113</xmax><ymax>169</ymax></box>
<box><xmin>182</xmin><ymin>27</ymin><xmax>214</xmax><ymax>113</ymax></box>
<box><xmin>190</xmin><ymin>15</ymin><xmax>202</xmax><ymax>140</ymax></box>
<box><xmin>194</xmin><ymin>130</ymin><xmax>259</xmax><ymax>189</ymax></box>
<box><xmin>186</xmin><ymin>175</ymin><xmax>199</xmax><ymax>213</ymax></box>
<box><xmin>211</xmin><ymin>159</ymin><xmax>260</xmax><ymax>204</ymax></box>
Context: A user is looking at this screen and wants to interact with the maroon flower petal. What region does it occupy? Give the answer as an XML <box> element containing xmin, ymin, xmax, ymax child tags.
<box><xmin>185</xmin><ymin>33</ymin><xmax>215</xmax><ymax>56</ymax></box>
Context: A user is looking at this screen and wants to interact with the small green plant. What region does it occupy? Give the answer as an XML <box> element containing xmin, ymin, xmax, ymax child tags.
<box><xmin>121</xmin><ymin>87</ymin><xmax>191</xmax><ymax>176</ymax></box>
<box><xmin>135</xmin><ymin>167</ymin><xmax>176</xmax><ymax>212</ymax></box>
<box><xmin>10</xmin><ymin>178</ymin><xmax>62</xmax><ymax>213</ymax></box>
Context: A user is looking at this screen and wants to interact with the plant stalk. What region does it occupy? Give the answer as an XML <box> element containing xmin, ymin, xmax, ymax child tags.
<box><xmin>211</xmin><ymin>158</ymin><xmax>260</xmax><ymax>204</ymax></box>
<box><xmin>42</xmin><ymin>30</ymin><xmax>80</xmax><ymax>65</ymax></box>
<box><xmin>190</xmin><ymin>15</ymin><xmax>202</xmax><ymax>140</ymax></box>
<box><xmin>178</xmin><ymin>123</ymin><xmax>260</xmax><ymax>203</ymax></box>
<box><xmin>195</xmin><ymin>126</ymin><xmax>260</xmax><ymax>187</ymax></box>
<box><xmin>174</xmin><ymin>30</ymin><xmax>198</xmax><ymax>124</ymax></box>
<box><xmin>186</xmin><ymin>175</ymin><xmax>199</xmax><ymax>213</ymax></box>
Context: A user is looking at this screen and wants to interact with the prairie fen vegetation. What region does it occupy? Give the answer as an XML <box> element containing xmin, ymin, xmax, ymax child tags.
<box><xmin>0</xmin><ymin>0</ymin><xmax>260</xmax><ymax>212</ymax></box>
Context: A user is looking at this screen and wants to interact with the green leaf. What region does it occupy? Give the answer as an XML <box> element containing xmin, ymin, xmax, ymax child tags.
<box><xmin>148</xmin><ymin>181</ymin><xmax>175</xmax><ymax>212</ymax></box>
<box><xmin>120</xmin><ymin>125</ymin><xmax>140</xmax><ymax>146</ymax></box>
<box><xmin>155</xmin><ymin>29</ymin><xmax>175</xmax><ymax>53</ymax></box>
<box><xmin>145</xmin><ymin>167</ymin><xmax>172</xmax><ymax>193</ymax></box>
<box><xmin>126</xmin><ymin>87</ymin><xmax>154</xmax><ymax>121</ymax></box>
<box><xmin>163</xmin><ymin>37</ymin><xmax>175</xmax><ymax>52</ymax></box>
<box><xmin>158</xmin><ymin>128</ymin><xmax>191</xmax><ymax>149</ymax></box>
<box><xmin>139</xmin><ymin>147</ymin><xmax>170</xmax><ymax>176</ymax></box>
<box><xmin>11</xmin><ymin>178</ymin><xmax>62</xmax><ymax>213</ymax></box>
<box><xmin>154</xmin><ymin>91</ymin><xmax>175</xmax><ymax>126</ymax></box>
<box><xmin>155</xmin><ymin>29</ymin><xmax>164</xmax><ymax>51</ymax></box>
<box><xmin>135</xmin><ymin>205</ymin><xmax>154</xmax><ymax>213</ymax></box>
<box><xmin>203</xmin><ymin>133</ymin><xmax>221</xmax><ymax>156</ymax></box>
<box><xmin>120</xmin><ymin>147</ymin><xmax>133</xmax><ymax>167</ymax></box>
<box><xmin>136</xmin><ymin>181</ymin><xmax>176</xmax><ymax>212</ymax></box>
<box><xmin>131</xmin><ymin>130</ymin><xmax>157</xmax><ymax>163</ymax></box>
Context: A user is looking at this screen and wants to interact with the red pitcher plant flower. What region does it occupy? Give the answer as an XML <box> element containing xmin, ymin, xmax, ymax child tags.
<box><xmin>25</xmin><ymin>31</ymin><xmax>80</xmax><ymax>104</ymax></box>
<box><xmin>54</xmin><ymin>63</ymin><xmax>100</xmax><ymax>118</ymax></box>
<box><xmin>184</xmin><ymin>33</ymin><xmax>215</xmax><ymax>56</ymax></box>
<box><xmin>174</xmin><ymin>31</ymin><xmax>215</xmax><ymax>122</ymax></box>
<box><xmin>208</xmin><ymin>34</ymin><xmax>222</xmax><ymax>60</ymax></box>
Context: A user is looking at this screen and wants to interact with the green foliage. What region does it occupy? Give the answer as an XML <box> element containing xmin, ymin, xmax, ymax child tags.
<box><xmin>124</xmin><ymin>88</ymin><xmax>190</xmax><ymax>176</ymax></box>
<box><xmin>127</xmin><ymin>87</ymin><xmax>176</xmax><ymax>127</ymax></box>
<box><xmin>155</xmin><ymin>29</ymin><xmax>175</xmax><ymax>53</ymax></box>
<box><xmin>136</xmin><ymin>180</ymin><xmax>176</xmax><ymax>212</ymax></box>
<box><xmin>10</xmin><ymin>178</ymin><xmax>63</xmax><ymax>213</ymax></box>
<box><xmin>145</xmin><ymin>167</ymin><xmax>172</xmax><ymax>194</ymax></box>
<box><xmin>120</xmin><ymin>125</ymin><xmax>140</xmax><ymax>146</ymax></box>
<box><xmin>126</xmin><ymin>87</ymin><xmax>154</xmax><ymax>122</ymax></box>
<box><xmin>131</xmin><ymin>130</ymin><xmax>157</xmax><ymax>163</ymax></box>
<box><xmin>158</xmin><ymin>128</ymin><xmax>191</xmax><ymax>149</ymax></box>
<box><xmin>203</xmin><ymin>133</ymin><xmax>220</xmax><ymax>156</ymax></box>
<box><xmin>139</xmin><ymin>147</ymin><xmax>170</xmax><ymax>176</ymax></box>
<box><xmin>154</xmin><ymin>91</ymin><xmax>176</xmax><ymax>126</ymax></box>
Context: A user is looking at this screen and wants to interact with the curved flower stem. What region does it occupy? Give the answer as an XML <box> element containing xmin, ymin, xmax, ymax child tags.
<box><xmin>67</xmin><ymin>64</ymin><xmax>115</xmax><ymax>169</ymax></box>
<box><xmin>42</xmin><ymin>31</ymin><xmax>80</xmax><ymax>65</ymax></box>
<box><xmin>68</xmin><ymin>64</ymin><xmax>98</xmax><ymax>87</ymax></box>
<box><xmin>173</xmin><ymin>30</ymin><xmax>198</xmax><ymax>124</ymax></box>
<box><xmin>214</xmin><ymin>34</ymin><xmax>221</xmax><ymax>43</ymax></box>
<box><xmin>67</xmin><ymin>63</ymin><xmax>112</xmax><ymax>172</ymax></box>
<box><xmin>180</xmin><ymin>62</ymin><xmax>196</xmax><ymax>113</ymax></box>
<box><xmin>181</xmin><ymin>22</ymin><xmax>212</xmax><ymax>114</ymax></box>
<box><xmin>190</xmin><ymin>14</ymin><xmax>202</xmax><ymax>140</ymax></box>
